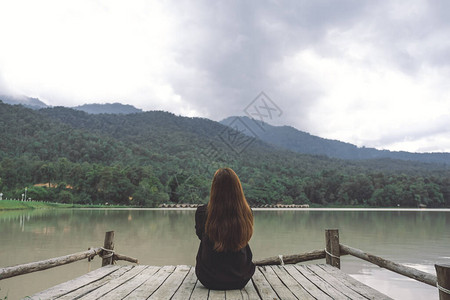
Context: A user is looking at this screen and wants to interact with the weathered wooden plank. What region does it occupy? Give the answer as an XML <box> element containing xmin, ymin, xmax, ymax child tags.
<box><xmin>57</xmin><ymin>266</ymin><xmax>134</xmax><ymax>300</ymax></box>
<box><xmin>29</xmin><ymin>265</ymin><xmax>121</xmax><ymax>300</ymax></box>
<box><xmin>258</xmin><ymin>266</ymin><xmax>297</xmax><ymax>300</ymax></box>
<box><xmin>148</xmin><ymin>265</ymin><xmax>191</xmax><ymax>299</ymax></box>
<box><xmin>209</xmin><ymin>289</ymin><xmax>226</xmax><ymax>300</ymax></box>
<box><xmin>283</xmin><ymin>265</ymin><xmax>332</xmax><ymax>300</ymax></box>
<box><xmin>225</xmin><ymin>288</ymin><xmax>244</xmax><ymax>300</ymax></box>
<box><xmin>30</xmin><ymin>263</ymin><xmax>398</xmax><ymax>300</ymax></box>
<box><xmin>341</xmin><ymin>243</ymin><xmax>437</xmax><ymax>287</ymax></box>
<box><xmin>307</xmin><ymin>264</ymin><xmax>366</xmax><ymax>300</ymax></box>
<box><xmin>123</xmin><ymin>265</ymin><xmax>175</xmax><ymax>299</ymax></box>
<box><xmin>318</xmin><ymin>264</ymin><xmax>393</xmax><ymax>300</ymax></box>
<box><xmin>190</xmin><ymin>281</ymin><xmax>210</xmax><ymax>300</ymax></box>
<box><xmin>99</xmin><ymin>266</ymin><xmax>159</xmax><ymax>299</ymax></box>
<box><xmin>252</xmin><ymin>267</ymin><xmax>279</xmax><ymax>300</ymax></box>
<box><xmin>294</xmin><ymin>265</ymin><xmax>348</xmax><ymax>300</ymax></box>
<box><xmin>171</xmin><ymin>267</ymin><xmax>197</xmax><ymax>300</ymax></box>
<box><xmin>271</xmin><ymin>265</ymin><xmax>315</xmax><ymax>300</ymax></box>
<box><xmin>0</xmin><ymin>247</ymin><xmax>103</xmax><ymax>281</ymax></box>
<box><xmin>242</xmin><ymin>279</ymin><xmax>261</xmax><ymax>300</ymax></box>
<box><xmin>78</xmin><ymin>265</ymin><xmax>147</xmax><ymax>299</ymax></box>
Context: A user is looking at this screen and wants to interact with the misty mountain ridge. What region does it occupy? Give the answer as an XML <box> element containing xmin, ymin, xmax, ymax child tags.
<box><xmin>0</xmin><ymin>94</ymin><xmax>48</xmax><ymax>109</ymax></box>
<box><xmin>0</xmin><ymin>94</ymin><xmax>142</xmax><ymax>115</ymax></box>
<box><xmin>220</xmin><ymin>116</ymin><xmax>450</xmax><ymax>165</ymax></box>
<box><xmin>72</xmin><ymin>103</ymin><xmax>143</xmax><ymax>114</ymax></box>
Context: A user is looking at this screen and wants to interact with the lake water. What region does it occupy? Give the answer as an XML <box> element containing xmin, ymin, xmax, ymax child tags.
<box><xmin>0</xmin><ymin>208</ymin><xmax>449</xmax><ymax>299</ymax></box>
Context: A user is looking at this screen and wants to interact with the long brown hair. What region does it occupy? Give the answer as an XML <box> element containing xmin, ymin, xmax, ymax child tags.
<box><xmin>205</xmin><ymin>168</ymin><xmax>253</xmax><ymax>252</ymax></box>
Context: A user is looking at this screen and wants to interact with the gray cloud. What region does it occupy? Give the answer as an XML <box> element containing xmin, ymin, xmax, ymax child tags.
<box><xmin>0</xmin><ymin>72</ymin><xmax>10</xmax><ymax>95</ymax></box>
<box><xmin>165</xmin><ymin>0</ymin><xmax>374</xmax><ymax>119</ymax></box>
<box><xmin>371</xmin><ymin>114</ymin><xmax>450</xmax><ymax>147</ymax></box>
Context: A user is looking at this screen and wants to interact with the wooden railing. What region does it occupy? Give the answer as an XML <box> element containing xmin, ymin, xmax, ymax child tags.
<box><xmin>254</xmin><ymin>229</ymin><xmax>450</xmax><ymax>300</ymax></box>
<box><xmin>0</xmin><ymin>231</ymin><xmax>138</xmax><ymax>281</ymax></box>
<box><xmin>339</xmin><ymin>243</ymin><xmax>437</xmax><ymax>286</ymax></box>
<box><xmin>1</xmin><ymin>229</ymin><xmax>448</xmax><ymax>299</ymax></box>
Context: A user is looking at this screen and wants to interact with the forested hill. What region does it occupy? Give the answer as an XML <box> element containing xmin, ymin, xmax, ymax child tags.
<box><xmin>1</xmin><ymin>101</ymin><xmax>449</xmax><ymax>208</ymax></box>
<box><xmin>221</xmin><ymin>116</ymin><xmax>450</xmax><ymax>165</ymax></box>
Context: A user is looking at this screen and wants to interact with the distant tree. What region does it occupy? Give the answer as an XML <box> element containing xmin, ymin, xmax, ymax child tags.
<box><xmin>132</xmin><ymin>175</ymin><xmax>169</xmax><ymax>207</ymax></box>
<box><xmin>26</xmin><ymin>186</ymin><xmax>50</xmax><ymax>201</ymax></box>
<box><xmin>58</xmin><ymin>190</ymin><xmax>74</xmax><ymax>204</ymax></box>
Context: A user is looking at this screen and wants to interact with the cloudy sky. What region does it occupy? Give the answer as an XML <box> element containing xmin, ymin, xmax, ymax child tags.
<box><xmin>1</xmin><ymin>0</ymin><xmax>449</xmax><ymax>153</ymax></box>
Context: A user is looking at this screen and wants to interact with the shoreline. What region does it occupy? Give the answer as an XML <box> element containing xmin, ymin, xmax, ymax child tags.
<box><xmin>1</xmin><ymin>199</ymin><xmax>449</xmax><ymax>212</ymax></box>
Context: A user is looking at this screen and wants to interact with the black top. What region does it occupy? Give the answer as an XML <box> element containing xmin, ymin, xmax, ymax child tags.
<box><xmin>195</xmin><ymin>204</ymin><xmax>255</xmax><ymax>290</ymax></box>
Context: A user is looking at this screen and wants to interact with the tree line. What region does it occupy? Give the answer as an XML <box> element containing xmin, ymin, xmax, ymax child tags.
<box><xmin>1</xmin><ymin>155</ymin><xmax>449</xmax><ymax>208</ymax></box>
<box><xmin>1</xmin><ymin>101</ymin><xmax>449</xmax><ymax>208</ymax></box>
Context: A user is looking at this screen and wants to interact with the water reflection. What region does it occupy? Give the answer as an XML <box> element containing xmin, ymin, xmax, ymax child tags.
<box><xmin>0</xmin><ymin>209</ymin><xmax>448</xmax><ymax>299</ymax></box>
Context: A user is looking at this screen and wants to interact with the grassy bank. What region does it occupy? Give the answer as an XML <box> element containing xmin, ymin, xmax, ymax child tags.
<box><xmin>0</xmin><ymin>200</ymin><xmax>130</xmax><ymax>210</ymax></box>
<box><xmin>0</xmin><ymin>200</ymin><xmax>70</xmax><ymax>210</ymax></box>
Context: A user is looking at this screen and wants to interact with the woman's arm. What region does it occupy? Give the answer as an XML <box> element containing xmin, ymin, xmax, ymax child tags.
<box><xmin>195</xmin><ymin>205</ymin><xmax>207</xmax><ymax>240</ymax></box>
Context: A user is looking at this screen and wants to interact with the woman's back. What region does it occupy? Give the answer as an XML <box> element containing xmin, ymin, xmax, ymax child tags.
<box><xmin>195</xmin><ymin>204</ymin><xmax>255</xmax><ymax>290</ymax></box>
<box><xmin>194</xmin><ymin>168</ymin><xmax>255</xmax><ymax>290</ymax></box>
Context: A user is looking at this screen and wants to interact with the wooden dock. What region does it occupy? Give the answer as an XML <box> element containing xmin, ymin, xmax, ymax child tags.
<box><xmin>4</xmin><ymin>230</ymin><xmax>445</xmax><ymax>299</ymax></box>
<box><xmin>30</xmin><ymin>264</ymin><xmax>392</xmax><ymax>299</ymax></box>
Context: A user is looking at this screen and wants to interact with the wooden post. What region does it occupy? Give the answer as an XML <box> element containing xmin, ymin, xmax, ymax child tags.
<box><xmin>325</xmin><ymin>229</ymin><xmax>340</xmax><ymax>269</ymax></box>
<box><xmin>436</xmin><ymin>264</ymin><xmax>450</xmax><ymax>300</ymax></box>
<box><xmin>102</xmin><ymin>231</ymin><xmax>115</xmax><ymax>266</ymax></box>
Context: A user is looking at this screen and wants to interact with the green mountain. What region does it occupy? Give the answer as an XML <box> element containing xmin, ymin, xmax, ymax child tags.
<box><xmin>221</xmin><ymin>116</ymin><xmax>450</xmax><ymax>165</ymax></box>
<box><xmin>1</xmin><ymin>101</ymin><xmax>449</xmax><ymax>208</ymax></box>
<box><xmin>73</xmin><ymin>103</ymin><xmax>143</xmax><ymax>114</ymax></box>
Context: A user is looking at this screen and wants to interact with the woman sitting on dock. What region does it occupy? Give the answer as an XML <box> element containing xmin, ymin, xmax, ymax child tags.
<box><xmin>195</xmin><ymin>167</ymin><xmax>255</xmax><ymax>290</ymax></box>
